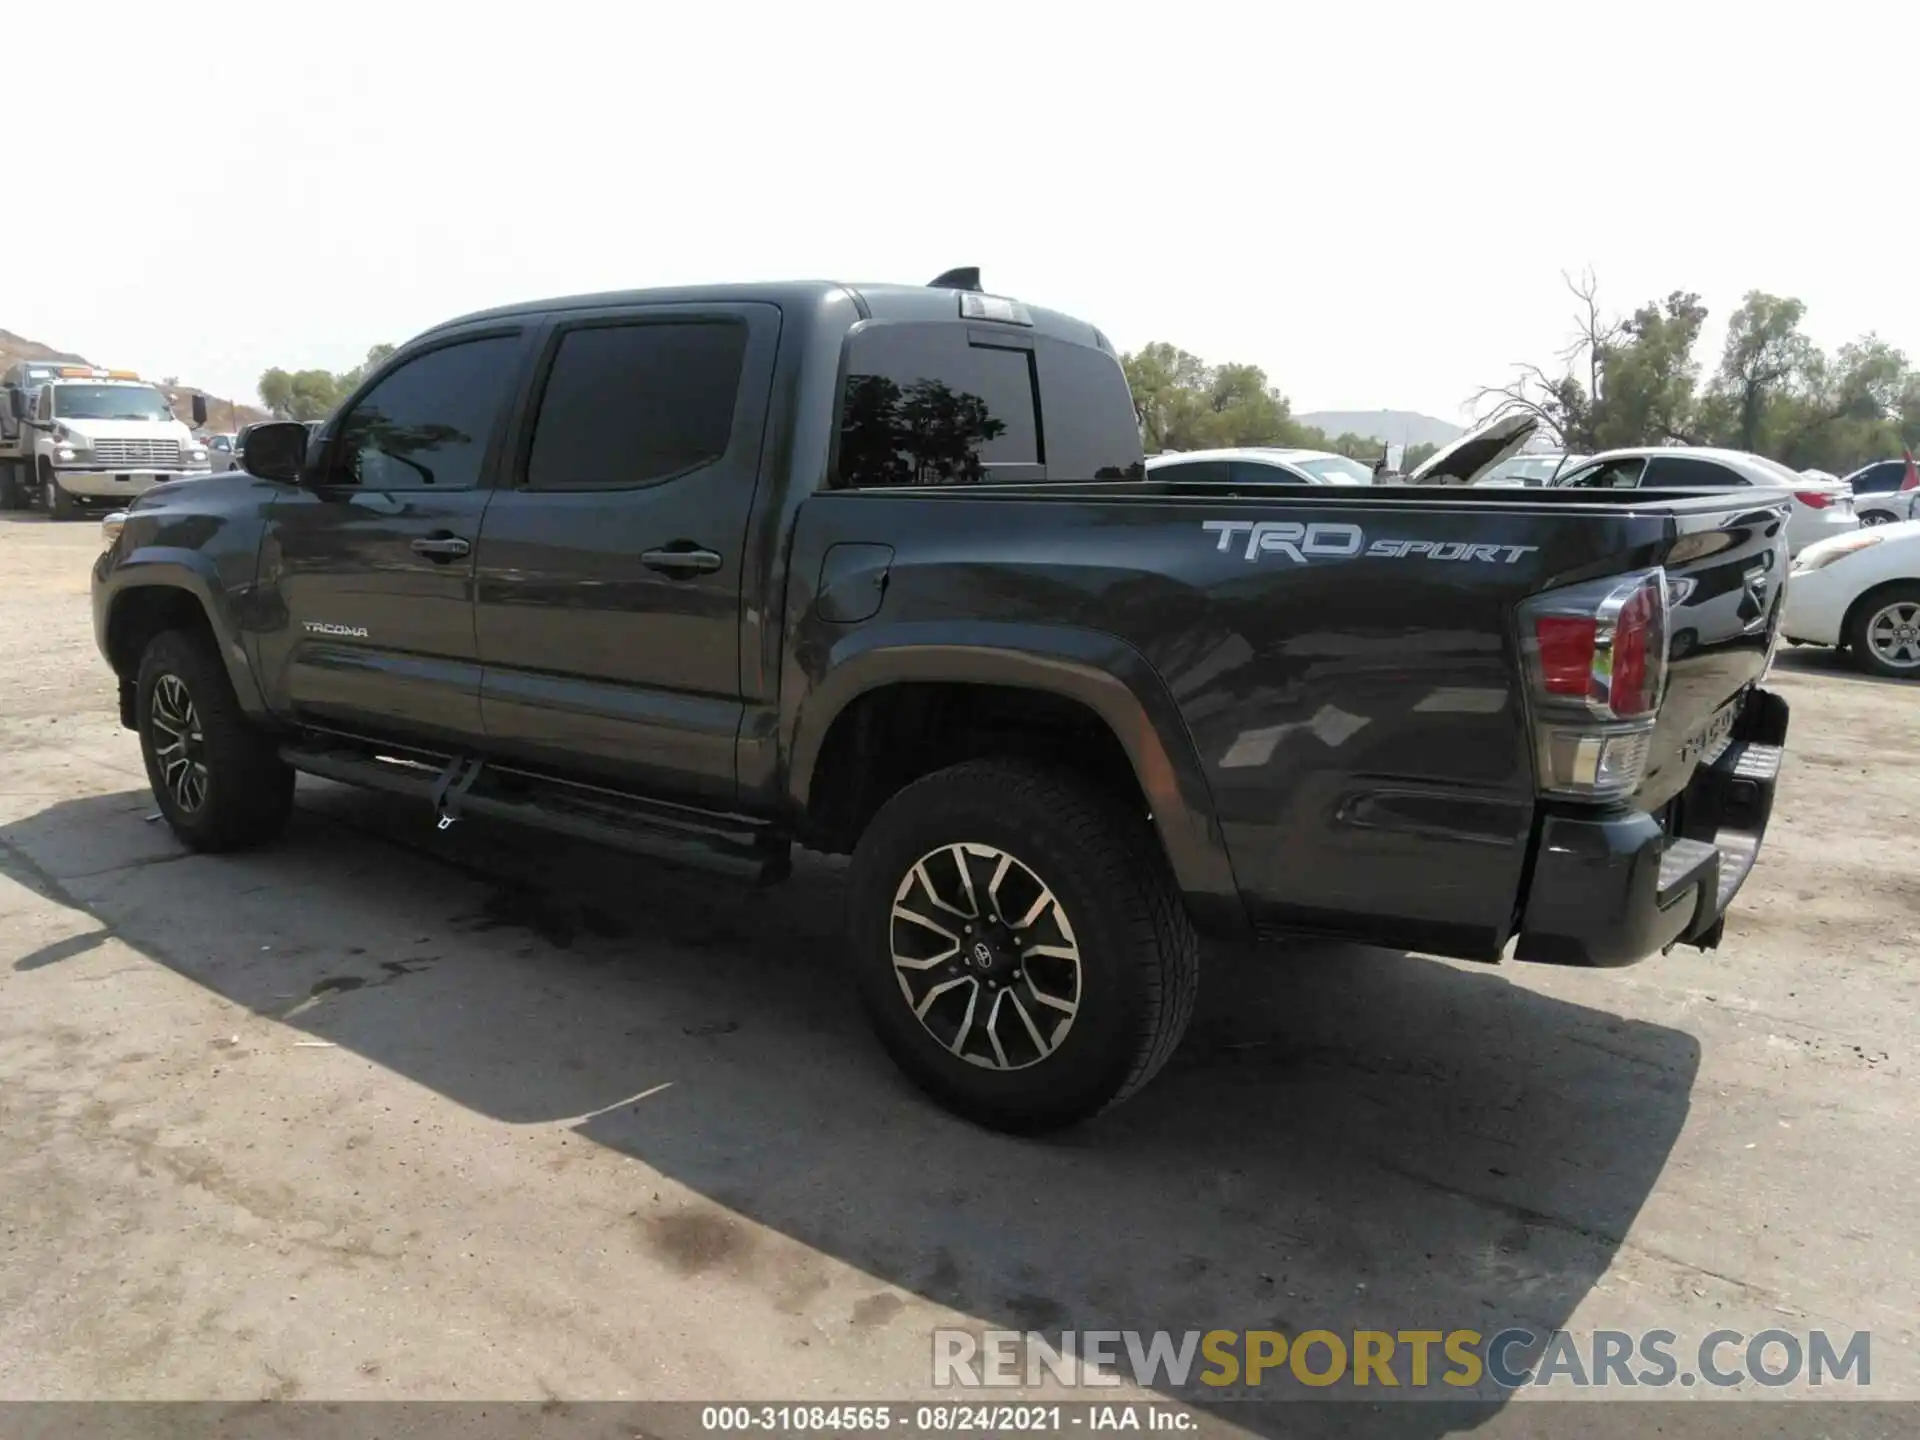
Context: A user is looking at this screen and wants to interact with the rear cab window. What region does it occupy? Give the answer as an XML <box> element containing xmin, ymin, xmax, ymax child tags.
<box><xmin>829</xmin><ymin>320</ymin><xmax>1143</xmax><ymax>489</ymax></box>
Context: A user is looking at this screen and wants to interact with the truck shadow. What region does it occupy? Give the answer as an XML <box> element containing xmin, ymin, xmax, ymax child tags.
<box><xmin>2</xmin><ymin>781</ymin><xmax>1701</xmax><ymax>1435</ymax></box>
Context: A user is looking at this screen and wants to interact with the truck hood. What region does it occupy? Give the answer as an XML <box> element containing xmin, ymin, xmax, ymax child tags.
<box><xmin>1406</xmin><ymin>411</ymin><xmax>1539</xmax><ymax>486</ymax></box>
<box><xmin>56</xmin><ymin>417</ymin><xmax>194</xmax><ymax>443</ymax></box>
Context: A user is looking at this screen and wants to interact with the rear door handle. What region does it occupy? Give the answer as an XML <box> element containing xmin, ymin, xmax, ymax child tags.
<box><xmin>411</xmin><ymin>536</ymin><xmax>471</xmax><ymax>561</ymax></box>
<box><xmin>641</xmin><ymin>547</ymin><xmax>723</xmax><ymax>576</ymax></box>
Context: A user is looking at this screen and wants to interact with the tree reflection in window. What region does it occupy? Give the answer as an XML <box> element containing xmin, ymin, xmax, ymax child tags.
<box><xmin>838</xmin><ymin>375</ymin><xmax>1009</xmax><ymax>487</ymax></box>
<box><xmin>343</xmin><ymin>409</ymin><xmax>472</xmax><ymax>488</ymax></box>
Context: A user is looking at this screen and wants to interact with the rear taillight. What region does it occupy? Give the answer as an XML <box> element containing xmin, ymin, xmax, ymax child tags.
<box><xmin>1794</xmin><ymin>490</ymin><xmax>1834</xmax><ymax>509</ymax></box>
<box><xmin>1520</xmin><ymin>568</ymin><xmax>1669</xmax><ymax>801</ymax></box>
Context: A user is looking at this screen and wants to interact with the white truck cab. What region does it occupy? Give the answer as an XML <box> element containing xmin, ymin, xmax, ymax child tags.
<box><xmin>0</xmin><ymin>364</ymin><xmax>209</xmax><ymax>517</ymax></box>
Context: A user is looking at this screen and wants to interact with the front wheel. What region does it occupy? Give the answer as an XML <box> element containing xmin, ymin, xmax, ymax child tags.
<box><xmin>1859</xmin><ymin>511</ymin><xmax>1894</xmax><ymax>528</ymax></box>
<box><xmin>847</xmin><ymin>758</ymin><xmax>1200</xmax><ymax>1132</ymax></box>
<box><xmin>136</xmin><ymin>627</ymin><xmax>296</xmax><ymax>850</ymax></box>
<box><xmin>1847</xmin><ymin>583</ymin><xmax>1920</xmax><ymax>680</ymax></box>
<box><xmin>39</xmin><ymin>461</ymin><xmax>76</xmax><ymax>520</ymax></box>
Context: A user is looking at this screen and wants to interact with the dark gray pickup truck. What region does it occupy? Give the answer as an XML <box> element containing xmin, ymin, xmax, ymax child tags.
<box><xmin>92</xmin><ymin>270</ymin><xmax>1792</xmax><ymax>1130</ymax></box>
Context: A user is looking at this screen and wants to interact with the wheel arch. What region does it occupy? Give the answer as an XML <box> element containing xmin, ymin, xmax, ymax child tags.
<box><xmin>786</xmin><ymin>622</ymin><xmax>1245</xmax><ymax>935</ymax></box>
<box><xmin>100</xmin><ymin>560</ymin><xmax>268</xmax><ymax>718</ymax></box>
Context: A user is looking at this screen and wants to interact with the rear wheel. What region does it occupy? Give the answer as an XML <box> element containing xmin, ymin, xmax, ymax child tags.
<box><xmin>1847</xmin><ymin>583</ymin><xmax>1920</xmax><ymax>680</ymax></box>
<box><xmin>847</xmin><ymin>758</ymin><xmax>1199</xmax><ymax>1132</ymax></box>
<box><xmin>1860</xmin><ymin>510</ymin><xmax>1894</xmax><ymax>528</ymax></box>
<box><xmin>0</xmin><ymin>462</ymin><xmax>23</xmax><ymax>511</ymax></box>
<box><xmin>136</xmin><ymin>627</ymin><xmax>295</xmax><ymax>850</ymax></box>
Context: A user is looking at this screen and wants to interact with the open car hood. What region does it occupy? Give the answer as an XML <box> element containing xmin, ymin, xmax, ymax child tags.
<box><xmin>1406</xmin><ymin>410</ymin><xmax>1540</xmax><ymax>486</ymax></box>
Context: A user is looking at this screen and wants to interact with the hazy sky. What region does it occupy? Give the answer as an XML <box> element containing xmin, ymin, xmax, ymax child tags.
<box><xmin>12</xmin><ymin>0</ymin><xmax>1916</xmax><ymax>426</ymax></box>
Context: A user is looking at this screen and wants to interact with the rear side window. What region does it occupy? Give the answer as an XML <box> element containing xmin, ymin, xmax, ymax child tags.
<box><xmin>527</xmin><ymin>321</ymin><xmax>746</xmax><ymax>491</ymax></box>
<box><xmin>1641</xmin><ymin>456</ymin><xmax>1747</xmax><ymax>489</ymax></box>
<box><xmin>833</xmin><ymin>324</ymin><xmax>1039</xmax><ymax>489</ymax></box>
<box><xmin>1154</xmin><ymin>460</ymin><xmax>1231</xmax><ymax>484</ymax></box>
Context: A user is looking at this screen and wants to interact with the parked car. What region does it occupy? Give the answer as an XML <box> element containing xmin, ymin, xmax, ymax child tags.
<box><xmin>205</xmin><ymin>433</ymin><xmax>240</xmax><ymax>472</ymax></box>
<box><xmin>1554</xmin><ymin>447</ymin><xmax>1855</xmax><ymax>556</ymax></box>
<box><xmin>1782</xmin><ymin>520</ymin><xmax>1920</xmax><ymax>678</ymax></box>
<box><xmin>1841</xmin><ymin>458</ymin><xmax>1920</xmax><ymax>528</ymax></box>
<box><xmin>92</xmin><ymin>272</ymin><xmax>1792</xmax><ymax>1131</ymax></box>
<box><xmin>1474</xmin><ymin>452</ymin><xmax>1585</xmax><ymax>487</ymax></box>
<box><xmin>1146</xmin><ymin>447</ymin><xmax>1375</xmax><ymax>485</ymax></box>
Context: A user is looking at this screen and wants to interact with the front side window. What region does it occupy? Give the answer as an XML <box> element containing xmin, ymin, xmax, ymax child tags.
<box><xmin>832</xmin><ymin>324</ymin><xmax>1040</xmax><ymax>489</ymax></box>
<box><xmin>332</xmin><ymin>335</ymin><xmax>519</xmax><ymax>491</ymax></box>
<box><xmin>1290</xmin><ymin>454</ymin><xmax>1374</xmax><ymax>485</ymax></box>
<box><xmin>1560</xmin><ymin>458</ymin><xmax>1647</xmax><ymax>489</ymax></box>
<box><xmin>50</xmin><ymin>384</ymin><xmax>174</xmax><ymax>422</ymax></box>
<box><xmin>527</xmin><ymin>321</ymin><xmax>746</xmax><ymax>490</ymax></box>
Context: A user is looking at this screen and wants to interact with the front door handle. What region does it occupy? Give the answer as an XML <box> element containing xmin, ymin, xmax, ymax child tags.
<box><xmin>641</xmin><ymin>547</ymin><xmax>723</xmax><ymax>576</ymax></box>
<box><xmin>411</xmin><ymin>535</ymin><xmax>471</xmax><ymax>561</ymax></box>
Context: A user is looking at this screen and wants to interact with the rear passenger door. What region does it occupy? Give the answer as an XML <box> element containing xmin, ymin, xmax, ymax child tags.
<box><xmin>471</xmin><ymin>303</ymin><xmax>781</xmax><ymax>806</ymax></box>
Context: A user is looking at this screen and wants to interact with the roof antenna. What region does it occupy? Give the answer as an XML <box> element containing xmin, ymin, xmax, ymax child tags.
<box><xmin>927</xmin><ymin>267</ymin><xmax>982</xmax><ymax>292</ymax></box>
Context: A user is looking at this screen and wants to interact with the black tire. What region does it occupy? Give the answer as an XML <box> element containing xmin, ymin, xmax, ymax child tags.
<box><xmin>848</xmin><ymin>758</ymin><xmax>1200</xmax><ymax>1132</ymax></box>
<box><xmin>0</xmin><ymin>462</ymin><xmax>23</xmax><ymax>511</ymax></box>
<box><xmin>1859</xmin><ymin>511</ymin><xmax>1893</xmax><ymax>528</ymax></box>
<box><xmin>39</xmin><ymin>459</ymin><xmax>76</xmax><ymax>520</ymax></box>
<box><xmin>136</xmin><ymin>627</ymin><xmax>295</xmax><ymax>851</ymax></box>
<box><xmin>1846</xmin><ymin>582</ymin><xmax>1920</xmax><ymax>680</ymax></box>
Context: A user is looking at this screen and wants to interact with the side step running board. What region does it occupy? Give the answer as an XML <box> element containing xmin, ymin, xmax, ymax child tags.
<box><xmin>279</xmin><ymin>742</ymin><xmax>792</xmax><ymax>885</ymax></box>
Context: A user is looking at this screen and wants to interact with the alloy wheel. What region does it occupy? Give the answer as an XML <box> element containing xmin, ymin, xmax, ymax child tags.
<box><xmin>149</xmin><ymin>673</ymin><xmax>210</xmax><ymax>812</ymax></box>
<box><xmin>889</xmin><ymin>842</ymin><xmax>1082</xmax><ymax>1071</ymax></box>
<box><xmin>1866</xmin><ymin>601</ymin><xmax>1920</xmax><ymax>669</ymax></box>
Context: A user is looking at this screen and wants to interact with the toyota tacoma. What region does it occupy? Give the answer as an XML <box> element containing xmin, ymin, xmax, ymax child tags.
<box><xmin>92</xmin><ymin>269</ymin><xmax>1793</xmax><ymax>1130</ymax></box>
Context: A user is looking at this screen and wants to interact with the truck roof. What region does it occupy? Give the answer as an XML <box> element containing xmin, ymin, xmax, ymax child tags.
<box><xmin>422</xmin><ymin>278</ymin><xmax>1114</xmax><ymax>354</ymax></box>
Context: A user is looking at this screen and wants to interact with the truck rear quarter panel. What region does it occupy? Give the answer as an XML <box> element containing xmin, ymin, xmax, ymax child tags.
<box><xmin>784</xmin><ymin>487</ymin><xmax>1787</xmax><ymax>959</ymax></box>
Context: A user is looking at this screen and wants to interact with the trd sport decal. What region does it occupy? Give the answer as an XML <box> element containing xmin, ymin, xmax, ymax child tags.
<box><xmin>1202</xmin><ymin>520</ymin><xmax>1538</xmax><ymax>565</ymax></box>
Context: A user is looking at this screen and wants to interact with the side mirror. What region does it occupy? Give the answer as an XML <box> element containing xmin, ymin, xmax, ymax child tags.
<box><xmin>191</xmin><ymin>394</ymin><xmax>208</xmax><ymax>427</ymax></box>
<box><xmin>239</xmin><ymin>421</ymin><xmax>310</xmax><ymax>483</ymax></box>
<box><xmin>5</xmin><ymin>387</ymin><xmax>20</xmax><ymax>420</ymax></box>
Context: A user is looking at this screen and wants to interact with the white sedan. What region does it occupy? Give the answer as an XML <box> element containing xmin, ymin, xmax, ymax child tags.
<box><xmin>1783</xmin><ymin>520</ymin><xmax>1920</xmax><ymax>678</ymax></box>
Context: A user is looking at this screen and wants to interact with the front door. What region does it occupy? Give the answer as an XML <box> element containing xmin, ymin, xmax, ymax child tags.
<box><xmin>255</xmin><ymin>327</ymin><xmax>532</xmax><ymax>747</ymax></box>
<box><xmin>472</xmin><ymin>302</ymin><xmax>781</xmax><ymax>806</ymax></box>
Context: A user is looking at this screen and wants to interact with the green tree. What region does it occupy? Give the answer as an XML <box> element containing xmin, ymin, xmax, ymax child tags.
<box><xmin>1592</xmin><ymin>292</ymin><xmax>1709</xmax><ymax>449</ymax></box>
<box><xmin>257</xmin><ymin>342</ymin><xmax>396</xmax><ymax>423</ymax></box>
<box><xmin>1122</xmin><ymin>343</ymin><xmax>1327</xmax><ymax>453</ymax></box>
<box><xmin>1700</xmin><ymin>292</ymin><xmax>1818</xmax><ymax>454</ymax></box>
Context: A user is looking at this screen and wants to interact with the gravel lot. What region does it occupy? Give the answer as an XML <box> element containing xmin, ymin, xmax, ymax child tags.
<box><xmin>2</xmin><ymin>512</ymin><xmax>1915</xmax><ymax>1432</ymax></box>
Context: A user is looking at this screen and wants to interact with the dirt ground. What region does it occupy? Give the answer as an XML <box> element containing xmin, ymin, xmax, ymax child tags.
<box><xmin>1</xmin><ymin>511</ymin><xmax>1914</xmax><ymax>1434</ymax></box>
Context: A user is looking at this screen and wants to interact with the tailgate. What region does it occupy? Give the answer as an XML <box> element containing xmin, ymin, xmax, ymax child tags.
<box><xmin>1634</xmin><ymin>492</ymin><xmax>1792</xmax><ymax>812</ymax></box>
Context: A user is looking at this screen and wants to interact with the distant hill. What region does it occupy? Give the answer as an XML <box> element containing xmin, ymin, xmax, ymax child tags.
<box><xmin>0</xmin><ymin>327</ymin><xmax>265</xmax><ymax>433</ymax></box>
<box><xmin>1297</xmin><ymin>410</ymin><xmax>1464</xmax><ymax>448</ymax></box>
